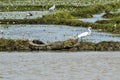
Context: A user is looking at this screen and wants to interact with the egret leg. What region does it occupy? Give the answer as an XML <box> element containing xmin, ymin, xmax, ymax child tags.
<box><xmin>76</xmin><ymin>38</ymin><xmax>79</xmax><ymax>42</ymax></box>
<box><xmin>1</xmin><ymin>32</ymin><xmax>4</xmax><ymax>38</ymax></box>
<box><xmin>80</xmin><ymin>38</ymin><xmax>84</xmax><ymax>42</ymax></box>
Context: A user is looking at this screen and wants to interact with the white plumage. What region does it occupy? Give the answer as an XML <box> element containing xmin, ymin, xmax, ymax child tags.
<box><xmin>113</xmin><ymin>24</ymin><xmax>116</xmax><ymax>28</ymax></box>
<box><xmin>112</xmin><ymin>24</ymin><xmax>117</xmax><ymax>31</ymax></box>
<box><xmin>77</xmin><ymin>27</ymin><xmax>91</xmax><ymax>41</ymax></box>
<box><xmin>49</xmin><ymin>4</ymin><xmax>55</xmax><ymax>11</ymax></box>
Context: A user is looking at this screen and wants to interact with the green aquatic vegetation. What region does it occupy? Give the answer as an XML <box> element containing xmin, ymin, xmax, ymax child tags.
<box><xmin>42</xmin><ymin>12</ymin><xmax>74</xmax><ymax>19</ymax></box>
<box><xmin>95</xmin><ymin>41</ymin><xmax>120</xmax><ymax>51</ymax></box>
<box><xmin>102</xmin><ymin>12</ymin><xmax>120</xmax><ymax>18</ymax></box>
<box><xmin>1</xmin><ymin>38</ymin><xmax>120</xmax><ymax>51</ymax></box>
<box><xmin>95</xmin><ymin>20</ymin><xmax>115</xmax><ymax>24</ymax></box>
<box><xmin>96</xmin><ymin>16</ymin><xmax>120</xmax><ymax>24</ymax></box>
<box><xmin>0</xmin><ymin>5</ymin><xmax>49</xmax><ymax>11</ymax></box>
<box><xmin>63</xmin><ymin>39</ymin><xmax>77</xmax><ymax>48</ymax></box>
<box><xmin>30</xmin><ymin>39</ymin><xmax>120</xmax><ymax>51</ymax></box>
<box><xmin>71</xmin><ymin>2</ymin><xmax>120</xmax><ymax>17</ymax></box>
<box><xmin>102</xmin><ymin>13</ymin><xmax>114</xmax><ymax>18</ymax></box>
<box><xmin>73</xmin><ymin>42</ymin><xmax>95</xmax><ymax>51</ymax></box>
<box><xmin>0</xmin><ymin>1</ymin><xmax>119</xmax><ymax>13</ymax></box>
<box><xmin>0</xmin><ymin>38</ymin><xmax>30</xmax><ymax>51</ymax></box>
<box><xmin>70</xmin><ymin>7</ymin><xmax>94</xmax><ymax>17</ymax></box>
<box><xmin>0</xmin><ymin>0</ymin><xmax>118</xmax><ymax>6</ymax></box>
<box><xmin>96</xmin><ymin>11</ymin><xmax>120</xmax><ymax>24</ymax></box>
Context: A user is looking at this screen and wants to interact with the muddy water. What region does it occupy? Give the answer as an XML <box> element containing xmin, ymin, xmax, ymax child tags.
<box><xmin>0</xmin><ymin>24</ymin><xmax>120</xmax><ymax>43</ymax></box>
<box><xmin>0</xmin><ymin>52</ymin><xmax>120</xmax><ymax>80</ymax></box>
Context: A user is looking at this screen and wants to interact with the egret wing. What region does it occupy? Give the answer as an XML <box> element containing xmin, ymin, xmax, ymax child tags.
<box><xmin>78</xmin><ymin>32</ymin><xmax>89</xmax><ymax>38</ymax></box>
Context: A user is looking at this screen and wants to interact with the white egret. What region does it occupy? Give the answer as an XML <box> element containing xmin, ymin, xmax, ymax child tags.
<box><xmin>112</xmin><ymin>24</ymin><xmax>117</xmax><ymax>31</ymax></box>
<box><xmin>49</xmin><ymin>4</ymin><xmax>55</xmax><ymax>11</ymax></box>
<box><xmin>76</xmin><ymin>27</ymin><xmax>92</xmax><ymax>41</ymax></box>
<box><xmin>113</xmin><ymin>24</ymin><xmax>116</xmax><ymax>28</ymax></box>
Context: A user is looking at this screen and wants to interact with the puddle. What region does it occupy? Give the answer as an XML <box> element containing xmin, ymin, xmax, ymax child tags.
<box><xmin>0</xmin><ymin>24</ymin><xmax>120</xmax><ymax>43</ymax></box>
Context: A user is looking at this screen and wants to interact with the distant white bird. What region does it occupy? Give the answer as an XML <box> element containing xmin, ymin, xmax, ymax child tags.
<box><xmin>0</xmin><ymin>30</ymin><xmax>3</xmax><ymax>33</ymax></box>
<box><xmin>26</xmin><ymin>13</ymin><xmax>33</xmax><ymax>18</ymax></box>
<box><xmin>49</xmin><ymin>4</ymin><xmax>55</xmax><ymax>11</ymax></box>
<box><xmin>112</xmin><ymin>24</ymin><xmax>117</xmax><ymax>31</ymax></box>
<box><xmin>76</xmin><ymin>27</ymin><xmax>92</xmax><ymax>41</ymax></box>
<box><xmin>113</xmin><ymin>24</ymin><xmax>116</xmax><ymax>28</ymax></box>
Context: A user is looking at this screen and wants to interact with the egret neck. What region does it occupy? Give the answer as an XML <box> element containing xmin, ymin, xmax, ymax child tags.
<box><xmin>53</xmin><ymin>4</ymin><xmax>55</xmax><ymax>7</ymax></box>
<box><xmin>88</xmin><ymin>27</ymin><xmax>91</xmax><ymax>35</ymax></box>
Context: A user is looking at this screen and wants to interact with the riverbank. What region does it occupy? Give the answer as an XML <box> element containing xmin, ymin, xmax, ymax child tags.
<box><xmin>1</xmin><ymin>38</ymin><xmax>120</xmax><ymax>51</ymax></box>
<box><xmin>0</xmin><ymin>38</ymin><xmax>30</xmax><ymax>51</ymax></box>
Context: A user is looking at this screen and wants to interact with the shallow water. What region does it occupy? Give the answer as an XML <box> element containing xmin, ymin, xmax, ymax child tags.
<box><xmin>0</xmin><ymin>24</ymin><xmax>120</xmax><ymax>43</ymax></box>
<box><xmin>79</xmin><ymin>8</ymin><xmax>120</xmax><ymax>23</ymax></box>
<box><xmin>79</xmin><ymin>13</ymin><xmax>110</xmax><ymax>23</ymax></box>
<box><xmin>0</xmin><ymin>52</ymin><xmax>120</xmax><ymax>80</ymax></box>
<box><xmin>0</xmin><ymin>11</ymin><xmax>51</xmax><ymax>19</ymax></box>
